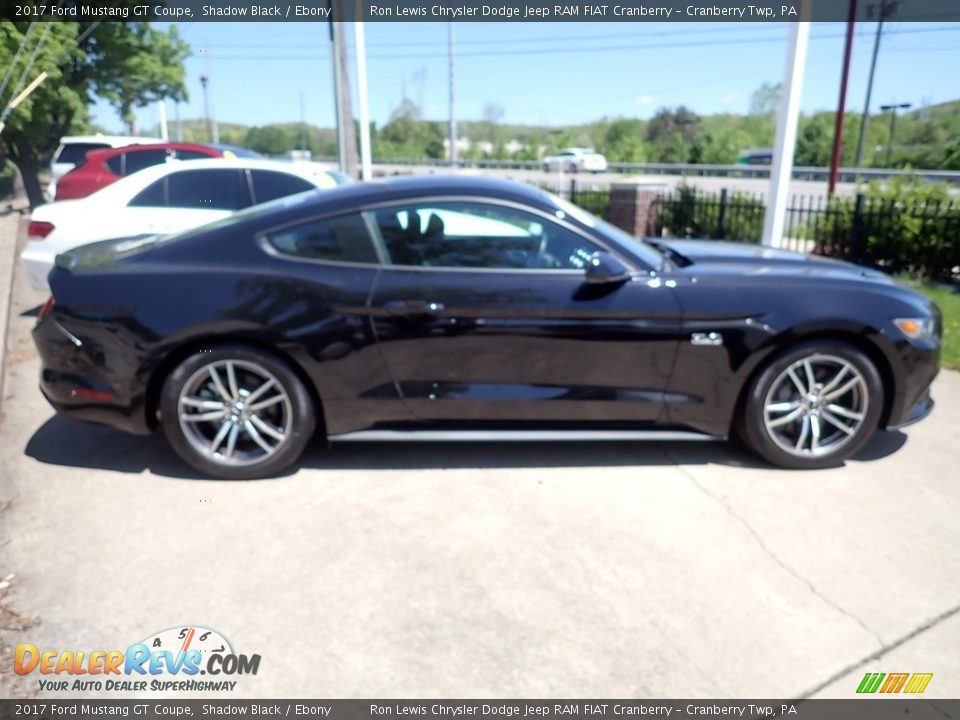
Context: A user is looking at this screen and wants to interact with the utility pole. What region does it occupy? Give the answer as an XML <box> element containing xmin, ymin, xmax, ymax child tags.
<box><xmin>448</xmin><ymin>21</ymin><xmax>457</xmax><ymax>168</ymax></box>
<box><xmin>329</xmin><ymin>19</ymin><xmax>346</xmax><ymax>169</ymax></box>
<box><xmin>299</xmin><ymin>91</ymin><xmax>307</xmax><ymax>152</ymax></box>
<box><xmin>329</xmin><ymin>8</ymin><xmax>358</xmax><ymax>177</ymax></box>
<box><xmin>828</xmin><ymin>0</ymin><xmax>857</xmax><ymax>196</ymax></box>
<box><xmin>853</xmin><ymin>0</ymin><xmax>899</xmax><ymax>170</ymax></box>
<box><xmin>880</xmin><ymin>102</ymin><xmax>911</xmax><ymax>166</ymax></box>
<box><xmin>761</xmin><ymin>2</ymin><xmax>811</xmax><ymax>248</ymax></box>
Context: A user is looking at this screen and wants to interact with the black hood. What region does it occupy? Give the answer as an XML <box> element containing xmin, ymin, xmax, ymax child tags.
<box><xmin>649</xmin><ymin>238</ymin><xmax>894</xmax><ymax>283</ymax></box>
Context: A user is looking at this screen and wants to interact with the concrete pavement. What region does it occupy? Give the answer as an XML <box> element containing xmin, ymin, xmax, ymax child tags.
<box><xmin>0</xmin><ymin>216</ymin><xmax>958</xmax><ymax>700</ymax></box>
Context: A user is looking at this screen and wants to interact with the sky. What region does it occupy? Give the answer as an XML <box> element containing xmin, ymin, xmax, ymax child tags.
<box><xmin>91</xmin><ymin>21</ymin><xmax>960</xmax><ymax>133</ymax></box>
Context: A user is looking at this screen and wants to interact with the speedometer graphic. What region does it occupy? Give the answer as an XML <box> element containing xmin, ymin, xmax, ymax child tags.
<box><xmin>139</xmin><ymin>625</ymin><xmax>234</xmax><ymax>660</ymax></box>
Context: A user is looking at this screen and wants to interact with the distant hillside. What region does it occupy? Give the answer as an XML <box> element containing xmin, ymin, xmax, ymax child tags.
<box><xmin>144</xmin><ymin>119</ymin><xmax>338</xmax><ymax>156</ymax></box>
<box><xmin>139</xmin><ymin>96</ymin><xmax>960</xmax><ymax>168</ymax></box>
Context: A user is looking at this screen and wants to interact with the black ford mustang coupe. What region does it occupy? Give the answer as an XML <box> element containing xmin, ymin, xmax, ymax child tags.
<box><xmin>33</xmin><ymin>176</ymin><xmax>940</xmax><ymax>479</ymax></box>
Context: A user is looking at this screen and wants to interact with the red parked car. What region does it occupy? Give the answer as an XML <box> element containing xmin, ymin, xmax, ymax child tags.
<box><xmin>54</xmin><ymin>143</ymin><xmax>225</xmax><ymax>201</ymax></box>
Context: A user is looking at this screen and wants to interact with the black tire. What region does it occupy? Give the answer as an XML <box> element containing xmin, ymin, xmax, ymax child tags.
<box><xmin>160</xmin><ymin>345</ymin><xmax>316</xmax><ymax>479</ymax></box>
<box><xmin>566</xmin><ymin>162</ymin><xmax>579</xmax><ymax>174</ymax></box>
<box><xmin>738</xmin><ymin>340</ymin><xmax>884</xmax><ymax>469</ymax></box>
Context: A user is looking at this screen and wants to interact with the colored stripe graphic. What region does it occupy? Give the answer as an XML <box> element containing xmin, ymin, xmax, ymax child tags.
<box><xmin>857</xmin><ymin>673</ymin><xmax>885</xmax><ymax>693</ymax></box>
<box><xmin>904</xmin><ymin>673</ymin><xmax>933</xmax><ymax>693</ymax></box>
<box><xmin>880</xmin><ymin>673</ymin><xmax>909</xmax><ymax>693</ymax></box>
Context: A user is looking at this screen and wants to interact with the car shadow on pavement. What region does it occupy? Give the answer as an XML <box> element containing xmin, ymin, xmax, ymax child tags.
<box><xmin>24</xmin><ymin>414</ymin><xmax>909</xmax><ymax>481</ymax></box>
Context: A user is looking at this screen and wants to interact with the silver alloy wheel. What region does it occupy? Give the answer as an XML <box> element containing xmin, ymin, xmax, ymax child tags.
<box><xmin>762</xmin><ymin>353</ymin><xmax>869</xmax><ymax>458</ymax></box>
<box><xmin>177</xmin><ymin>359</ymin><xmax>292</xmax><ymax>467</ymax></box>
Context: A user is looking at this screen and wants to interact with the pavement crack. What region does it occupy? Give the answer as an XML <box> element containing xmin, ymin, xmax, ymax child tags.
<box><xmin>927</xmin><ymin>702</ymin><xmax>952</xmax><ymax>720</ymax></box>
<box><xmin>669</xmin><ymin>454</ymin><xmax>884</xmax><ymax>647</ymax></box>
<box><xmin>797</xmin><ymin>602</ymin><xmax>960</xmax><ymax>699</ymax></box>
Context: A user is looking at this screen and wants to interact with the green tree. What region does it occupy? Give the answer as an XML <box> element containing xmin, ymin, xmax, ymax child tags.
<box><xmin>794</xmin><ymin>114</ymin><xmax>833</xmax><ymax>166</ymax></box>
<box><xmin>480</xmin><ymin>102</ymin><xmax>505</xmax><ymax>144</ymax></box>
<box><xmin>373</xmin><ymin>99</ymin><xmax>445</xmax><ymax>159</ymax></box>
<box><xmin>749</xmin><ymin>82</ymin><xmax>781</xmax><ymax>117</ymax></box>
<box><xmin>0</xmin><ymin>20</ymin><xmax>189</xmax><ymax>207</ymax></box>
<box><xmin>646</xmin><ymin>106</ymin><xmax>700</xmax><ymax>162</ymax></box>
<box><xmin>245</xmin><ymin>125</ymin><xmax>297</xmax><ymax>155</ymax></box>
<box><xmin>697</xmin><ymin>126</ymin><xmax>751</xmax><ymax>164</ymax></box>
<box><xmin>602</xmin><ymin>118</ymin><xmax>648</xmax><ymax>163</ymax></box>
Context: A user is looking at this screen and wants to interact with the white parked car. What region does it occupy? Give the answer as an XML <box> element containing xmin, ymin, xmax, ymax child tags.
<box><xmin>541</xmin><ymin>148</ymin><xmax>608</xmax><ymax>174</ymax></box>
<box><xmin>23</xmin><ymin>158</ymin><xmax>343</xmax><ymax>291</ymax></box>
<box><xmin>47</xmin><ymin>134</ymin><xmax>162</xmax><ymax>198</ymax></box>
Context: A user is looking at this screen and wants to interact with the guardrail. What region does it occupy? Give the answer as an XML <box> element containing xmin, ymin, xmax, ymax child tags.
<box><xmin>364</xmin><ymin>157</ymin><xmax>960</xmax><ymax>185</ymax></box>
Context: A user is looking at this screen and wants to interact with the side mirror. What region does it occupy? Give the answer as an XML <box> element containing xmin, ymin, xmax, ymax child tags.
<box><xmin>584</xmin><ymin>252</ymin><xmax>631</xmax><ymax>285</ymax></box>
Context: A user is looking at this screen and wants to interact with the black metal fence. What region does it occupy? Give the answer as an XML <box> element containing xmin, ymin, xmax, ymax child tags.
<box><xmin>541</xmin><ymin>179</ymin><xmax>612</xmax><ymax>222</ymax></box>
<box><xmin>651</xmin><ymin>188</ymin><xmax>960</xmax><ymax>282</ymax></box>
<box><xmin>652</xmin><ymin>187</ymin><xmax>766</xmax><ymax>244</ymax></box>
<box><xmin>538</xmin><ymin>181</ymin><xmax>960</xmax><ymax>281</ymax></box>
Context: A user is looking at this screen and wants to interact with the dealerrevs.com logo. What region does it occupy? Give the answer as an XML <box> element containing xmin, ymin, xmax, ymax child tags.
<box><xmin>15</xmin><ymin>625</ymin><xmax>260</xmax><ymax>692</ymax></box>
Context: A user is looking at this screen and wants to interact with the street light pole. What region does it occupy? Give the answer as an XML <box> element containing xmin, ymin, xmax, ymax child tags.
<box><xmin>880</xmin><ymin>102</ymin><xmax>911</xmax><ymax>167</ymax></box>
<box><xmin>853</xmin><ymin>0</ymin><xmax>899</xmax><ymax>171</ymax></box>
<box><xmin>200</xmin><ymin>74</ymin><xmax>213</xmax><ymax>143</ymax></box>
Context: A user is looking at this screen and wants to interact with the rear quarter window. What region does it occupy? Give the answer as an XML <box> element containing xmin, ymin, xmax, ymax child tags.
<box><xmin>128</xmin><ymin>178</ymin><xmax>167</xmax><ymax>207</ymax></box>
<box><xmin>123</xmin><ymin>148</ymin><xmax>172</xmax><ymax>175</ymax></box>
<box><xmin>250</xmin><ymin>170</ymin><xmax>316</xmax><ymax>204</ymax></box>
<box><xmin>105</xmin><ymin>155</ymin><xmax>125</xmax><ymax>175</ymax></box>
<box><xmin>265</xmin><ymin>214</ymin><xmax>378</xmax><ymax>264</ymax></box>
<box><xmin>55</xmin><ymin>142</ymin><xmax>111</xmax><ymax>165</ymax></box>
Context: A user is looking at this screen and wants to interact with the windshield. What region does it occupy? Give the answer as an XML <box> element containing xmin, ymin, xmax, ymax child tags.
<box><xmin>545</xmin><ymin>192</ymin><xmax>665</xmax><ymax>271</ymax></box>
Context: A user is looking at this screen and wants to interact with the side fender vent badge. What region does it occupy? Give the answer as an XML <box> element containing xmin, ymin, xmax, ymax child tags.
<box><xmin>691</xmin><ymin>332</ymin><xmax>723</xmax><ymax>347</ymax></box>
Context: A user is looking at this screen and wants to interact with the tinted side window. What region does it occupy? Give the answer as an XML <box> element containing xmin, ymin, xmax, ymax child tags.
<box><xmin>123</xmin><ymin>149</ymin><xmax>171</xmax><ymax>175</ymax></box>
<box><xmin>250</xmin><ymin>170</ymin><xmax>315</xmax><ymax>204</ymax></box>
<box><xmin>105</xmin><ymin>155</ymin><xmax>125</xmax><ymax>175</ymax></box>
<box><xmin>371</xmin><ymin>202</ymin><xmax>603</xmax><ymax>270</ymax></box>
<box><xmin>128</xmin><ymin>178</ymin><xmax>167</xmax><ymax>207</ymax></box>
<box><xmin>174</xmin><ymin>150</ymin><xmax>215</xmax><ymax>161</ymax></box>
<box><xmin>266</xmin><ymin>214</ymin><xmax>377</xmax><ymax>264</ymax></box>
<box><xmin>55</xmin><ymin>142</ymin><xmax>111</xmax><ymax>165</ymax></box>
<box><xmin>166</xmin><ymin>169</ymin><xmax>250</xmax><ymax>210</ymax></box>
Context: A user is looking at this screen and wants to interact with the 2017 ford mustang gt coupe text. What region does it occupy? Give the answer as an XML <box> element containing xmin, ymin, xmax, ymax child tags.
<box><xmin>32</xmin><ymin>176</ymin><xmax>940</xmax><ymax>479</ymax></box>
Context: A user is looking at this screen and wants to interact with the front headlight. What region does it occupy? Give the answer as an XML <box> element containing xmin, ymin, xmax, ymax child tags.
<box><xmin>893</xmin><ymin>317</ymin><xmax>937</xmax><ymax>341</ymax></box>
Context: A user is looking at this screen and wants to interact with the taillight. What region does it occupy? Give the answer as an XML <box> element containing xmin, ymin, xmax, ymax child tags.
<box><xmin>38</xmin><ymin>296</ymin><xmax>55</xmax><ymax>321</ymax></box>
<box><xmin>28</xmin><ymin>220</ymin><xmax>55</xmax><ymax>238</ymax></box>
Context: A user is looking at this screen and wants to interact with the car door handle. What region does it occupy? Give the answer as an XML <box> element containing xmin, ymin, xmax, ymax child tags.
<box><xmin>384</xmin><ymin>300</ymin><xmax>445</xmax><ymax>317</ymax></box>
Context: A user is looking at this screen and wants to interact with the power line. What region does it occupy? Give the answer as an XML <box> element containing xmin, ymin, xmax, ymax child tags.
<box><xmin>0</xmin><ymin>22</ymin><xmax>37</xmax><ymax>104</ymax></box>
<box><xmin>5</xmin><ymin>22</ymin><xmax>54</xmax><ymax>107</ymax></box>
<box><xmin>201</xmin><ymin>24</ymin><xmax>793</xmax><ymax>49</ymax></box>
<box><xmin>199</xmin><ymin>22</ymin><xmax>958</xmax><ymax>52</ymax></box>
<box><xmin>201</xmin><ymin>25</ymin><xmax>960</xmax><ymax>61</ymax></box>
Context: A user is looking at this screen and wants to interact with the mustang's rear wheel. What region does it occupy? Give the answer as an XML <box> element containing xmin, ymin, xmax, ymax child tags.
<box><xmin>160</xmin><ymin>345</ymin><xmax>315</xmax><ymax>479</ymax></box>
<box><xmin>739</xmin><ymin>341</ymin><xmax>884</xmax><ymax>469</ymax></box>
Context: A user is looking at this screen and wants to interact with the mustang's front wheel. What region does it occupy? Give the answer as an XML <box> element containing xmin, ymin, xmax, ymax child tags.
<box><xmin>160</xmin><ymin>346</ymin><xmax>316</xmax><ymax>479</ymax></box>
<box><xmin>739</xmin><ymin>341</ymin><xmax>884</xmax><ymax>469</ymax></box>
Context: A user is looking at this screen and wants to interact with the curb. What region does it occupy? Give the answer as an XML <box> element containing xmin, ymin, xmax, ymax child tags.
<box><xmin>0</xmin><ymin>200</ymin><xmax>28</xmax><ymax>426</ymax></box>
